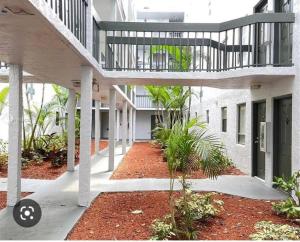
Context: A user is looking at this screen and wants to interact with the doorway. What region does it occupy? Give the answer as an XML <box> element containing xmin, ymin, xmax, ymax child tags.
<box><xmin>274</xmin><ymin>96</ymin><xmax>292</xmax><ymax>179</ymax></box>
<box><xmin>252</xmin><ymin>101</ymin><xmax>266</xmax><ymax>180</ymax></box>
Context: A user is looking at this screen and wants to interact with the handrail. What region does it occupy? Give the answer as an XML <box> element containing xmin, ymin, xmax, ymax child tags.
<box><xmin>98</xmin><ymin>13</ymin><xmax>295</xmax><ymax>32</ymax></box>
<box><xmin>98</xmin><ymin>12</ymin><xmax>295</xmax><ymax>72</ymax></box>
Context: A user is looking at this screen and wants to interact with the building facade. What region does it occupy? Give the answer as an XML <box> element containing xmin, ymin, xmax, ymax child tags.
<box><xmin>0</xmin><ymin>0</ymin><xmax>297</xmax><ymax>208</ymax></box>
<box><xmin>191</xmin><ymin>0</ymin><xmax>296</xmax><ymax>187</ymax></box>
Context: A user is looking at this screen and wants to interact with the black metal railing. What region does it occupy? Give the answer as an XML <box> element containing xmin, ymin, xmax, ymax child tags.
<box><xmin>45</xmin><ymin>0</ymin><xmax>88</xmax><ymax>46</ymax></box>
<box><xmin>93</xmin><ymin>17</ymin><xmax>100</xmax><ymax>61</ymax></box>
<box><xmin>98</xmin><ymin>13</ymin><xmax>295</xmax><ymax>72</ymax></box>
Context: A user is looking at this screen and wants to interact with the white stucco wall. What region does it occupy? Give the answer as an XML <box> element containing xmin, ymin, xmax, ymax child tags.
<box><xmin>192</xmin><ymin>77</ymin><xmax>294</xmax><ymax>186</ymax></box>
<box><xmin>135</xmin><ymin>110</ymin><xmax>155</xmax><ymax>140</ymax></box>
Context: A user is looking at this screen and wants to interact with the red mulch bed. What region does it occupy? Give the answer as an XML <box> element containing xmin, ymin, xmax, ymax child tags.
<box><xmin>111</xmin><ymin>142</ymin><xmax>244</xmax><ymax>179</ymax></box>
<box><xmin>0</xmin><ymin>140</ymin><xmax>108</xmax><ymax>180</ymax></box>
<box><xmin>0</xmin><ymin>192</ymin><xmax>31</xmax><ymax>210</ymax></box>
<box><xmin>67</xmin><ymin>191</ymin><xmax>297</xmax><ymax>240</ymax></box>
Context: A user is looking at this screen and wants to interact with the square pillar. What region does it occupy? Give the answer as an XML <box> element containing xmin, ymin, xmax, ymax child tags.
<box><xmin>129</xmin><ymin>107</ymin><xmax>133</xmax><ymax>146</ymax></box>
<box><xmin>67</xmin><ymin>89</ymin><xmax>76</xmax><ymax>172</ymax></box>
<box><xmin>116</xmin><ymin>109</ymin><xmax>120</xmax><ymax>141</ymax></box>
<box><xmin>78</xmin><ymin>66</ymin><xmax>93</xmax><ymax>207</ymax></box>
<box><xmin>265</xmin><ymin>97</ymin><xmax>274</xmax><ymax>187</ymax></box>
<box><xmin>122</xmin><ymin>101</ymin><xmax>128</xmax><ymax>154</ymax></box>
<box><xmin>7</xmin><ymin>64</ymin><xmax>23</xmax><ymax>207</ymax></box>
<box><xmin>109</xmin><ymin>88</ymin><xmax>116</xmax><ymax>171</ymax></box>
<box><xmin>95</xmin><ymin>100</ymin><xmax>101</xmax><ymax>154</ymax></box>
<box><xmin>133</xmin><ymin>109</ymin><xmax>136</xmax><ymax>141</ymax></box>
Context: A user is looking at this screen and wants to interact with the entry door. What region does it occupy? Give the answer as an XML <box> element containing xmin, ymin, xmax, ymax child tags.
<box><xmin>253</xmin><ymin>101</ymin><xmax>266</xmax><ymax>179</ymax></box>
<box><xmin>274</xmin><ymin>97</ymin><xmax>292</xmax><ymax>178</ymax></box>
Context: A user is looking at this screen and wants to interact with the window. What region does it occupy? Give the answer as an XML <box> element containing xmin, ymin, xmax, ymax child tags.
<box><xmin>55</xmin><ymin>112</ymin><xmax>60</xmax><ymax>126</ymax></box>
<box><xmin>206</xmin><ymin>110</ymin><xmax>209</xmax><ymax>123</ymax></box>
<box><xmin>237</xmin><ymin>104</ymin><xmax>246</xmax><ymax>145</ymax></box>
<box><xmin>221</xmin><ymin>107</ymin><xmax>227</xmax><ymax>132</ymax></box>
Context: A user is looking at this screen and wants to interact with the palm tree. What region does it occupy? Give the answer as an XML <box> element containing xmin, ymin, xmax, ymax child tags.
<box><xmin>50</xmin><ymin>84</ymin><xmax>69</xmax><ymax>133</ymax></box>
<box><xmin>0</xmin><ymin>87</ymin><xmax>9</xmax><ymax>115</ymax></box>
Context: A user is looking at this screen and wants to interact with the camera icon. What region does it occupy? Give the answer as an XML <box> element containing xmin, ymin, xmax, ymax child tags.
<box><xmin>13</xmin><ymin>199</ymin><xmax>42</xmax><ymax>228</ymax></box>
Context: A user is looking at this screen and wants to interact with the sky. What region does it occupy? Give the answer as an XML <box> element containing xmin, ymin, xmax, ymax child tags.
<box><xmin>134</xmin><ymin>0</ymin><xmax>259</xmax><ymax>22</ymax></box>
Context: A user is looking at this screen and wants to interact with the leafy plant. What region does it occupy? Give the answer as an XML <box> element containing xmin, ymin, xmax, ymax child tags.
<box><xmin>272</xmin><ymin>171</ymin><xmax>300</xmax><ymax>218</ymax></box>
<box><xmin>151</xmin><ymin>184</ymin><xmax>223</xmax><ymax>240</ymax></box>
<box><xmin>51</xmin><ymin>149</ymin><xmax>68</xmax><ymax>167</ymax></box>
<box><xmin>0</xmin><ymin>86</ymin><xmax>9</xmax><ymax>114</ymax></box>
<box><xmin>249</xmin><ymin>221</ymin><xmax>300</xmax><ymax>240</ymax></box>
<box><xmin>0</xmin><ymin>140</ymin><xmax>8</xmax><ymax>169</ymax></box>
<box><xmin>151</xmin><ymin>215</ymin><xmax>175</xmax><ymax>240</ymax></box>
<box><xmin>153</xmin><ymin>126</ymin><xmax>171</xmax><ymax>149</ymax></box>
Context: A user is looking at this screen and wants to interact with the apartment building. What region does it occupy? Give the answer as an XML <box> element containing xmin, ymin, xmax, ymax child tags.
<box><xmin>191</xmin><ymin>0</ymin><xmax>296</xmax><ymax>187</ymax></box>
<box><xmin>0</xmin><ymin>0</ymin><xmax>298</xmax><ymax>208</ymax></box>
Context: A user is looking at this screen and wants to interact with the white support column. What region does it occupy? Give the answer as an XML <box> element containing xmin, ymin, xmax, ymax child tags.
<box><xmin>109</xmin><ymin>88</ymin><xmax>116</xmax><ymax>171</ymax></box>
<box><xmin>122</xmin><ymin>101</ymin><xmax>128</xmax><ymax>154</ymax></box>
<box><xmin>95</xmin><ymin>100</ymin><xmax>100</xmax><ymax>154</ymax></box>
<box><xmin>116</xmin><ymin>109</ymin><xmax>120</xmax><ymax>141</ymax></box>
<box><xmin>133</xmin><ymin>109</ymin><xmax>136</xmax><ymax>141</ymax></box>
<box><xmin>78</xmin><ymin>66</ymin><xmax>93</xmax><ymax>207</ymax></box>
<box><xmin>7</xmin><ymin>64</ymin><xmax>23</xmax><ymax>207</ymax></box>
<box><xmin>129</xmin><ymin>107</ymin><xmax>133</xmax><ymax>146</ymax></box>
<box><xmin>265</xmin><ymin>96</ymin><xmax>273</xmax><ymax>187</ymax></box>
<box><xmin>67</xmin><ymin>89</ymin><xmax>76</xmax><ymax>172</ymax></box>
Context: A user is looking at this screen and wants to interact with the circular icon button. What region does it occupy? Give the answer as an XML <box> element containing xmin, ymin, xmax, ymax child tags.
<box><xmin>13</xmin><ymin>199</ymin><xmax>42</xmax><ymax>228</ymax></box>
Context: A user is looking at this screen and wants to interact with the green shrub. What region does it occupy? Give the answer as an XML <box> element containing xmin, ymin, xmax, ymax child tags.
<box><xmin>150</xmin><ymin>190</ymin><xmax>223</xmax><ymax>240</ymax></box>
<box><xmin>153</xmin><ymin>126</ymin><xmax>171</xmax><ymax>149</ymax></box>
<box><xmin>0</xmin><ymin>139</ymin><xmax>7</xmax><ymax>154</ymax></box>
<box><xmin>272</xmin><ymin>171</ymin><xmax>300</xmax><ymax>219</ymax></box>
<box><xmin>272</xmin><ymin>198</ymin><xmax>300</xmax><ymax>219</ymax></box>
<box><xmin>51</xmin><ymin>149</ymin><xmax>67</xmax><ymax>167</ymax></box>
<box><xmin>175</xmin><ymin>191</ymin><xmax>223</xmax><ymax>221</ymax></box>
<box><xmin>21</xmin><ymin>157</ymin><xmax>31</xmax><ymax>169</ymax></box>
<box><xmin>0</xmin><ymin>140</ymin><xmax>8</xmax><ymax>169</ymax></box>
<box><xmin>35</xmin><ymin>133</ymin><xmax>67</xmax><ymax>155</ymax></box>
<box><xmin>150</xmin><ymin>215</ymin><xmax>175</xmax><ymax>240</ymax></box>
<box><xmin>0</xmin><ymin>154</ymin><xmax>7</xmax><ymax>169</ymax></box>
<box><xmin>249</xmin><ymin>221</ymin><xmax>300</xmax><ymax>240</ymax></box>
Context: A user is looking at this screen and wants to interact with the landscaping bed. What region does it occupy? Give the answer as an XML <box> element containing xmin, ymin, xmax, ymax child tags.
<box><xmin>0</xmin><ymin>192</ymin><xmax>31</xmax><ymax>210</ymax></box>
<box><xmin>0</xmin><ymin>140</ymin><xmax>108</xmax><ymax>180</ymax></box>
<box><xmin>111</xmin><ymin>142</ymin><xmax>244</xmax><ymax>179</ymax></box>
<box><xmin>67</xmin><ymin>191</ymin><xmax>296</xmax><ymax>240</ymax></box>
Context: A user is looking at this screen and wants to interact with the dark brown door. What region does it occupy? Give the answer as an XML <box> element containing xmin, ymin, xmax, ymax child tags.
<box><xmin>253</xmin><ymin>101</ymin><xmax>266</xmax><ymax>179</ymax></box>
<box><xmin>274</xmin><ymin>97</ymin><xmax>292</xmax><ymax>178</ymax></box>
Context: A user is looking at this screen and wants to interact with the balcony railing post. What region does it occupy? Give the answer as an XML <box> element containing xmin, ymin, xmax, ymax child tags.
<box><xmin>85</xmin><ymin>0</ymin><xmax>92</xmax><ymax>52</ymax></box>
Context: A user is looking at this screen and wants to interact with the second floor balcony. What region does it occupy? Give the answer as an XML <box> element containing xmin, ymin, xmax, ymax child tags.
<box><xmin>0</xmin><ymin>0</ymin><xmax>296</xmax><ymax>93</ymax></box>
<box><xmin>99</xmin><ymin>12</ymin><xmax>295</xmax><ymax>73</ymax></box>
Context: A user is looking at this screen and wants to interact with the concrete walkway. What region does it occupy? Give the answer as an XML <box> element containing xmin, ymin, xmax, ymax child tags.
<box><xmin>0</xmin><ymin>178</ymin><xmax>54</xmax><ymax>193</ymax></box>
<box><xmin>0</xmin><ymin>145</ymin><xmax>128</xmax><ymax>240</ymax></box>
<box><xmin>96</xmin><ymin>176</ymin><xmax>287</xmax><ymax>200</ymax></box>
<box><xmin>0</xmin><ymin>145</ymin><xmax>287</xmax><ymax>240</ymax></box>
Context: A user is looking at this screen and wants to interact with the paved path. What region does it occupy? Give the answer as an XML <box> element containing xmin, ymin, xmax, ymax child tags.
<box><xmin>0</xmin><ymin>144</ymin><xmax>287</xmax><ymax>240</ymax></box>
<box><xmin>0</xmin><ymin>145</ymin><xmax>128</xmax><ymax>240</ymax></box>
<box><xmin>0</xmin><ymin>178</ymin><xmax>54</xmax><ymax>193</ymax></box>
<box><xmin>98</xmin><ymin>176</ymin><xmax>287</xmax><ymax>200</ymax></box>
